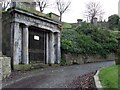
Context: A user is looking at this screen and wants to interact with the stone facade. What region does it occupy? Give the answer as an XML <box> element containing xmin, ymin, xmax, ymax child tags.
<box><xmin>63</xmin><ymin>53</ymin><xmax>115</xmax><ymax>64</ymax></box>
<box><xmin>2</xmin><ymin>3</ymin><xmax>61</xmax><ymax>68</ymax></box>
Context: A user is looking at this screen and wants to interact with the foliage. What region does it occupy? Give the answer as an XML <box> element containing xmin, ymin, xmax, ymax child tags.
<box><xmin>60</xmin><ymin>58</ymin><xmax>67</xmax><ymax>66</ymax></box>
<box><xmin>99</xmin><ymin>65</ymin><xmax>119</xmax><ymax>88</ymax></box>
<box><xmin>108</xmin><ymin>14</ymin><xmax>119</xmax><ymax>30</ymax></box>
<box><xmin>61</xmin><ymin>23</ymin><xmax>118</xmax><ymax>57</ymax></box>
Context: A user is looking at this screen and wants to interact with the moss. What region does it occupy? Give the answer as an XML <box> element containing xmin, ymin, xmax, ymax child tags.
<box><xmin>14</xmin><ymin>63</ymin><xmax>52</xmax><ymax>71</ymax></box>
<box><xmin>14</xmin><ymin>64</ymin><xmax>32</xmax><ymax>71</ymax></box>
<box><xmin>7</xmin><ymin>7</ymin><xmax>60</xmax><ymax>23</ymax></box>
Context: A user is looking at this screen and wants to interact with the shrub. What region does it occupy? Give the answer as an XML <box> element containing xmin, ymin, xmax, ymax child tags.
<box><xmin>61</xmin><ymin>23</ymin><xmax>117</xmax><ymax>57</ymax></box>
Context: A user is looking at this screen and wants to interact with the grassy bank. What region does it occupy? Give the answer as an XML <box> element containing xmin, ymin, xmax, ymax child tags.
<box><xmin>99</xmin><ymin>65</ymin><xmax>119</xmax><ymax>89</ymax></box>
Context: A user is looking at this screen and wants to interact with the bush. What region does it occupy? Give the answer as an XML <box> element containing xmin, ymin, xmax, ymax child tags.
<box><xmin>61</xmin><ymin>23</ymin><xmax>117</xmax><ymax>57</ymax></box>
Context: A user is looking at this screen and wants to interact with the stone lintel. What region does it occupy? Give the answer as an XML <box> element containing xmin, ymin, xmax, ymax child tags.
<box><xmin>8</xmin><ymin>8</ymin><xmax>61</xmax><ymax>28</ymax></box>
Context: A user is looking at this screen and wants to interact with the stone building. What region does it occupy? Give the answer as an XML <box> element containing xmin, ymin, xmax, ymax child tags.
<box><xmin>2</xmin><ymin>2</ymin><xmax>61</xmax><ymax>66</ymax></box>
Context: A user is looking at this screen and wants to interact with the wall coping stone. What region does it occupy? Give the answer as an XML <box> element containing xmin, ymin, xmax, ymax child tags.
<box><xmin>94</xmin><ymin>70</ymin><xmax>103</xmax><ymax>90</ymax></box>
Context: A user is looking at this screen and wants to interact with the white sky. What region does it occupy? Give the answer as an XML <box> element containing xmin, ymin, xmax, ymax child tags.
<box><xmin>43</xmin><ymin>0</ymin><xmax>119</xmax><ymax>23</ymax></box>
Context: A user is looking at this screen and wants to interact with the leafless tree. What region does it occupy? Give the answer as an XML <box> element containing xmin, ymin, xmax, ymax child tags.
<box><xmin>85</xmin><ymin>2</ymin><xmax>104</xmax><ymax>24</ymax></box>
<box><xmin>36</xmin><ymin>0</ymin><xmax>49</xmax><ymax>12</ymax></box>
<box><xmin>56</xmin><ymin>0</ymin><xmax>71</xmax><ymax>22</ymax></box>
<box><xmin>2</xmin><ymin>0</ymin><xmax>11</xmax><ymax>11</ymax></box>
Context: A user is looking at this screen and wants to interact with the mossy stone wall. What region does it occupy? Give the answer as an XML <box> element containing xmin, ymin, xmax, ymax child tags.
<box><xmin>0</xmin><ymin>57</ymin><xmax>11</xmax><ymax>79</ymax></box>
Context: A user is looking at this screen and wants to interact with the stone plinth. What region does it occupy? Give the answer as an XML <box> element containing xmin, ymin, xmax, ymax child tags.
<box><xmin>0</xmin><ymin>57</ymin><xmax>11</xmax><ymax>79</ymax></box>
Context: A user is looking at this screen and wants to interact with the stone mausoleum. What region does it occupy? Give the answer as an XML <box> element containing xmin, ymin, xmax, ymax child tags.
<box><xmin>2</xmin><ymin>2</ymin><xmax>61</xmax><ymax>66</ymax></box>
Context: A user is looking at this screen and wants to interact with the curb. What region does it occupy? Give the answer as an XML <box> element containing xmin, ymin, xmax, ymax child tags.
<box><xmin>94</xmin><ymin>70</ymin><xmax>103</xmax><ymax>90</ymax></box>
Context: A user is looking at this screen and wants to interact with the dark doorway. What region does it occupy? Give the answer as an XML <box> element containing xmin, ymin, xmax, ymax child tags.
<box><xmin>29</xmin><ymin>26</ymin><xmax>46</xmax><ymax>63</ymax></box>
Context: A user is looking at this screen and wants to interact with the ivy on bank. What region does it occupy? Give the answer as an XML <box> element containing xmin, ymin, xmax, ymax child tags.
<box><xmin>61</xmin><ymin>23</ymin><xmax>118</xmax><ymax>57</ymax></box>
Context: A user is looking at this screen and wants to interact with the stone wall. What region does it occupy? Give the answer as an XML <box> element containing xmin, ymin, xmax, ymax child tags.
<box><xmin>0</xmin><ymin>57</ymin><xmax>11</xmax><ymax>79</ymax></box>
<box><xmin>2</xmin><ymin>12</ymin><xmax>11</xmax><ymax>57</ymax></box>
<box><xmin>63</xmin><ymin>53</ymin><xmax>115</xmax><ymax>64</ymax></box>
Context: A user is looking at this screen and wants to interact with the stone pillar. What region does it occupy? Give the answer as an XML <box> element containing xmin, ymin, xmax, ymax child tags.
<box><xmin>56</xmin><ymin>32</ymin><xmax>61</xmax><ymax>64</ymax></box>
<box><xmin>49</xmin><ymin>32</ymin><xmax>55</xmax><ymax>64</ymax></box>
<box><xmin>13</xmin><ymin>22</ymin><xmax>21</xmax><ymax>65</ymax></box>
<box><xmin>46</xmin><ymin>33</ymin><xmax>49</xmax><ymax>64</ymax></box>
<box><xmin>22</xmin><ymin>26</ymin><xmax>29</xmax><ymax>64</ymax></box>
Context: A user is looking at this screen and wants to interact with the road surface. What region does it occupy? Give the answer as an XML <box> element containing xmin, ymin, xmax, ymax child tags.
<box><xmin>2</xmin><ymin>61</ymin><xmax>115</xmax><ymax>88</ymax></box>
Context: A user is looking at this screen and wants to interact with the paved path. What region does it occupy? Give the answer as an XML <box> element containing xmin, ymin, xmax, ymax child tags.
<box><xmin>2</xmin><ymin>61</ymin><xmax>115</xmax><ymax>88</ymax></box>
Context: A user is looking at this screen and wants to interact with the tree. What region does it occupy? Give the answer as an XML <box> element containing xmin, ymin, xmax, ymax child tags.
<box><xmin>2</xmin><ymin>0</ymin><xmax>11</xmax><ymax>11</ymax></box>
<box><xmin>36</xmin><ymin>0</ymin><xmax>49</xmax><ymax>12</ymax></box>
<box><xmin>85</xmin><ymin>2</ymin><xmax>104</xmax><ymax>24</ymax></box>
<box><xmin>108</xmin><ymin>14</ymin><xmax>119</xmax><ymax>30</ymax></box>
<box><xmin>56</xmin><ymin>0</ymin><xmax>71</xmax><ymax>22</ymax></box>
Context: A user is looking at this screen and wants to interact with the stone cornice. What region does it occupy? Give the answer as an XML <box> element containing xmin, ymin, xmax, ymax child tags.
<box><xmin>8</xmin><ymin>7</ymin><xmax>61</xmax><ymax>26</ymax></box>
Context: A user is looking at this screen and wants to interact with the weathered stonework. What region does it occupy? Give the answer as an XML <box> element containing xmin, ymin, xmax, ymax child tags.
<box><xmin>2</xmin><ymin>5</ymin><xmax>61</xmax><ymax>68</ymax></box>
<box><xmin>0</xmin><ymin>57</ymin><xmax>11</xmax><ymax>79</ymax></box>
<box><xmin>63</xmin><ymin>53</ymin><xmax>115</xmax><ymax>64</ymax></box>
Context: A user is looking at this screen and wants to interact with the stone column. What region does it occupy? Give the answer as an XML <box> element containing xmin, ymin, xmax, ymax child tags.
<box><xmin>13</xmin><ymin>22</ymin><xmax>21</xmax><ymax>65</ymax></box>
<box><xmin>22</xmin><ymin>26</ymin><xmax>29</xmax><ymax>64</ymax></box>
<box><xmin>49</xmin><ymin>32</ymin><xmax>55</xmax><ymax>64</ymax></box>
<box><xmin>46</xmin><ymin>33</ymin><xmax>49</xmax><ymax>64</ymax></box>
<box><xmin>56</xmin><ymin>32</ymin><xmax>61</xmax><ymax>64</ymax></box>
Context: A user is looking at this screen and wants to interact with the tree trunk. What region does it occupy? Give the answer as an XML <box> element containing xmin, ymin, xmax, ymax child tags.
<box><xmin>60</xmin><ymin>13</ymin><xmax>62</xmax><ymax>22</ymax></box>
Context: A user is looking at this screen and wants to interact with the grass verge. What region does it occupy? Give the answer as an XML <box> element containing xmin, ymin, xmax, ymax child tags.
<box><xmin>99</xmin><ymin>65</ymin><xmax>120</xmax><ymax>89</ymax></box>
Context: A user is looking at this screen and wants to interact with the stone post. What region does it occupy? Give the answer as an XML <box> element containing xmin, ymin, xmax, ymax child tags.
<box><xmin>56</xmin><ymin>32</ymin><xmax>61</xmax><ymax>64</ymax></box>
<box><xmin>49</xmin><ymin>32</ymin><xmax>55</xmax><ymax>64</ymax></box>
<box><xmin>13</xmin><ymin>22</ymin><xmax>21</xmax><ymax>65</ymax></box>
<box><xmin>22</xmin><ymin>26</ymin><xmax>29</xmax><ymax>64</ymax></box>
<box><xmin>46</xmin><ymin>33</ymin><xmax>49</xmax><ymax>64</ymax></box>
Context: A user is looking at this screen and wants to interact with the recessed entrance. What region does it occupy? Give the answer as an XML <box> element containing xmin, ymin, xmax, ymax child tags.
<box><xmin>29</xmin><ymin>26</ymin><xmax>46</xmax><ymax>63</ymax></box>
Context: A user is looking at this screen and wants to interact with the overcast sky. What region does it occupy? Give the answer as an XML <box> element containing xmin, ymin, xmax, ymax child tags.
<box><xmin>43</xmin><ymin>0</ymin><xmax>119</xmax><ymax>23</ymax></box>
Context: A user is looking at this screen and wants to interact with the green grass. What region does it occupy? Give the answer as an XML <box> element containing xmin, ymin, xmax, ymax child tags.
<box><xmin>99</xmin><ymin>65</ymin><xmax>120</xmax><ymax>89</ymax></box>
